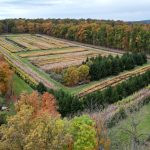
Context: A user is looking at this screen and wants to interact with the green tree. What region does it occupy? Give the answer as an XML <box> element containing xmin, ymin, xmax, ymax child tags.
<box><xmin>36</xmin><ymin>82</ymin><xmax>47</xmax><ymax>94</ymax></box>
<box><xmin>70</xmin><ymin>115</ymin><xmax>97</xmax><ymax>150</ymax></box>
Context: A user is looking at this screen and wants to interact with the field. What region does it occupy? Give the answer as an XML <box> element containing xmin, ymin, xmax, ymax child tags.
<box><xmin>12</xmin><ymin>74</ymin><xmax>33</xmax><ymax>96</ymax></box>
<box><xmin>1</xmin><ymin>34</ymin><xmax>150</xmax><ymax>96</ymax></box>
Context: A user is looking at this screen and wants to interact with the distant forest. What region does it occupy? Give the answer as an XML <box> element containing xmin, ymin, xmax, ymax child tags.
<box><xmin>0</xmin><ymin>19</ymin><xmax>150</xmax><ymax>53</ymax></box>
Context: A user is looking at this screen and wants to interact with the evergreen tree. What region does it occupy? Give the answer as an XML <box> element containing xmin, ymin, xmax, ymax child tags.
<box><xmin>36</xmin><ymin>82</ymin><xmax>47</xmax><ymax>94</ymax></box>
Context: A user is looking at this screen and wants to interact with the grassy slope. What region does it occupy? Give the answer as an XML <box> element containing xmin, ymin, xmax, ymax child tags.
<box><xmin>109</xmin><ymin>103</ymin><xmax>150</xmax><ymax>147</ymax></box>
<box><xmin>12</xmin><ymin>74</ymin><xmax>33</xmax><ymax>96</ymax></box>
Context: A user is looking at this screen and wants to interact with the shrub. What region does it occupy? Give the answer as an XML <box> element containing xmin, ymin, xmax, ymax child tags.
<box><xmin>78</xmin><ymin>64</ymin><xmax>90</xmax><ymax>82</ymax></box>
<box><xmin>36</xmin><ymin>82</ymin><xmax>47</xmax><ymax>94</ymax></box>
<box><xmin>63</xmin><ymin>66</ymin><xmax>80</xmax><ymax>86</ymax></box>
<box><xmin>0</xmin><ymin>112</ymin><xmax>7</xmax><ymax>125</ymax></box>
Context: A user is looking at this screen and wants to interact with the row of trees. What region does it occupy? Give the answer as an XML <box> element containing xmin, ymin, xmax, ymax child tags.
<box><xmin>0</xmin><ymin>19</ymin><xmax>150</xmax><ymax>53</ymax></box>
<box><xmin>87</xmin><ymin>52</ymin><xmax>147</xmax><ymax>81</ymax></box>
<box><xmin>0</xmin><ymin>91</ymin><xmax>110</xmax><ymax>150</ymax></box>
<box><xmin>83</xmin><ymin>70</ymin><xmax>150</xmax><ymax>110</ymax></box>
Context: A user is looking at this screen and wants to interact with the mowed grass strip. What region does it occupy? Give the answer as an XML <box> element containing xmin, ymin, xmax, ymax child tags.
<box><xmin>12</xmin><ymin>74</ymin><xmax>33</xmax><ymax>96</ymax></box>
<box><xmin>19</xmin><ymin>47</ymin><xmax>89</xmax><ymax>58</ymax></box>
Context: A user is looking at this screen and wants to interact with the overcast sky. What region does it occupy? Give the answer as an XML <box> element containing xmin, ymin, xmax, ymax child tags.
<box><xmin>0</xmin><ymin>0</ymin><xmax>150</xmax><ymax>21</ymax></box>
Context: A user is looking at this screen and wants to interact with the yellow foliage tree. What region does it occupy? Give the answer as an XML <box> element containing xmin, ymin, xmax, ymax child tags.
<box><xmin>64</xmin><ymin>67</ymin><xmax>79</xmax><ymax>86</ymax></box>
<box><xmin>78</xmin><ymin>64</ymin><xmax>89</xmax><ymax>82</ymax></box>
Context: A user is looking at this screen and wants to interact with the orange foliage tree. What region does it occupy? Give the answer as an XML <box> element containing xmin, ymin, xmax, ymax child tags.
<box><xmin>16</xmin><ymin>91</ymin><xmax>59</xmax><ymax>118</ymax></box>
<box><xmin>0</xmin><ymin>56</ymin><xmax>13</xmax><ymax>96</ymax></box>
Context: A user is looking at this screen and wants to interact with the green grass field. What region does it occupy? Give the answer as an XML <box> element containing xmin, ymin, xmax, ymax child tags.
<box><xmin>12</xmin><ymin>74</ymin><xmax>33</xmax><ymax>96</ymax></box>
<box><xmin>109</xmin><ymin>102</ymin><xmax>150</xmax><ymax>149</ymax></box>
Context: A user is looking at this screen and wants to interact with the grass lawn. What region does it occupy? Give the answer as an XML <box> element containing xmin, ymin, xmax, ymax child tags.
<box><xmin>13</xmin><ymin>74</ymin><xmax>33</xmax><ymax>96</ymax></box>
<box><xmin>109</xmin><ymin>102</ymin><xmax>150</xmax><ymax>149</ymax></box>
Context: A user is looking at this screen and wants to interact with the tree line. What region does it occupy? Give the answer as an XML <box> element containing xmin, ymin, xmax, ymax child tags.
<box><xmin>86</xmin><ymin>52</ymin><xmax>147</xmax><ymax>81</ymax></box>
<box><xmin>0</xmin><ymin>19</ymin><xmax>150</xmax><ymax>53</ymax></box>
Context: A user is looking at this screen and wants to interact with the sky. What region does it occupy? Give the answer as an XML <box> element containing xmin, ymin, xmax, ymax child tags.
<box><xmin>0</xmin><ymin>0</ymin><xmax>150</xmax><ymax>21</ymax></box>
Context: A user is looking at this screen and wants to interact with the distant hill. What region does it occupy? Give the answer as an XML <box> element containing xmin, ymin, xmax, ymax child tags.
<box><xmin>129</xmin><ymin>20</ymin><xmax>150</xmax><ymax>24</ymax></box>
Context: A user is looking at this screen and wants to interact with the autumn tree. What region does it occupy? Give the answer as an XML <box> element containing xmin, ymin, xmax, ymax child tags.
<box><xmin>16</xmin><ymin>91</ymin><xmax>59</xmax><ymax>118</ymax></box>
<box><xmin>78</xmin><ymin>64</ymin><xmax>90</xmax><ymax>82</ymax></box>
<box><xmin>0</xmin><ymin>94</ymin><xmax>69</xmax><ymax>150</ymax></box>
<box><xmin>64</xmin><ymin>66</ymin><xmax>79</xmax><ymax>86</ymax></box>
<box><xmin>0</xmin><ymin>57</ymin><xmax>13</xmax><ymax>96</ymax></box>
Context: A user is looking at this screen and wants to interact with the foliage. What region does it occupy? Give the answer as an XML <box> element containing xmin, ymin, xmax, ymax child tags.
<box><xmin>0</xmin><ymin>112</ymin><xmax>7</xmax><ymax>125</ymax></box>
<box><xmin>36</xmin><ymin>82</ymin><xmax>47</xmax><ymax>94</ymax></box>
<box><xmin>0</xmin><ymin>105</ymin><xmax>69</xmax><ymax>150</ymax></box>
<box><xmin>78</xmin><ymin>65</ymin><xmax>90</xmax><ymax>82</ymax></box>
<box><xmin>0</xmin><ymin>56</ymin><xmax>13</xmax><ymax>96</ymax></box>
<box><xmin>87</xmin><ymin>52</ymin><xmax>147</xmax><ymax>81</ymax></box>
<box><xmin>64</xmin><ymin>66</ymin><xmax>80</xmax><ymax>86</ymax></box>
<box><xmin>63</xmin><ymin>65</ymin><xmax>89</xmax><ymax>86</ymax></box>
<box><xmin>0</xmin><ymin>91</ymin><xmax>110</xmax><ymax>150</ymax></box>
<box><xmin>69</xmin><ymin>115</ymin><xmax>97</xmax><ymax>150</ymax></box>
<box><xmin>16</xmin><ymin>91</ymin><xmax>59</xmax><ymax>117</ymax></box>
<box><xmin>52</xmin><ymin>89</ymin><xmax>83</xmax><ymax>117</ymax></box>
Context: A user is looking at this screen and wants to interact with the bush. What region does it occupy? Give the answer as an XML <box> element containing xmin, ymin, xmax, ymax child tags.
<box><xmin>0</xmin><ymin>112</ymin><xmax>7</xmax><ymax>125</ymax></box>
<box><xmin>36</xmin><ymin>82</ymin><xmax>47</xmax><ymax>94</ymax></box>
<box><xmin>63</xmin><ymin>67</ymin><xmax>80</xmax><ymax>86</ymax></box>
